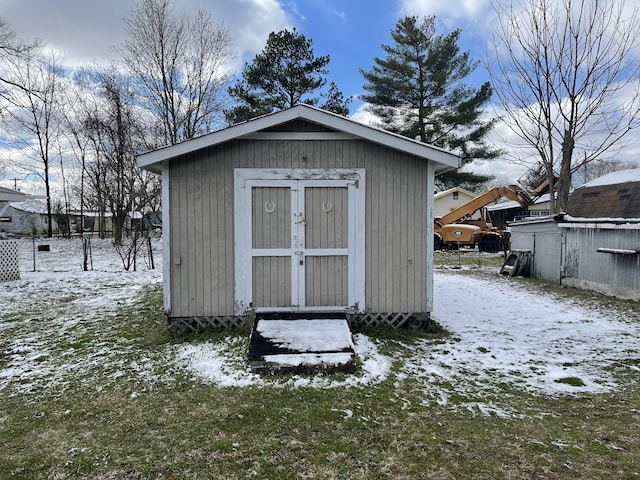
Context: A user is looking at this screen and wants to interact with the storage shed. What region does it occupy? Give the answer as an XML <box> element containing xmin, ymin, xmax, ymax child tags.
<box><xmin>137</xmin><ymin>105</ymin><xmax>459</xmax><ymax>333</ymax></box>
<box><xmin>510</xmin><ymin>168</ymin><xmax>640</xmax><ymax>300</ymax></box>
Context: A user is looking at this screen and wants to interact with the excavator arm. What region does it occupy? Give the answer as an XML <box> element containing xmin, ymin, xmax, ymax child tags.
<box><xmin>435</xmin><ymin>185</ymin><xmax>533</xmax><ymax>227</ymax></box>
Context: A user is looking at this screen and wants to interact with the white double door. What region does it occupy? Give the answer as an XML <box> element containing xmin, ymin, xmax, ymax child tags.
<box><xmin>234</xmin><ymin>169</ymin><xmax>365</xmax><ymax>314</ymax></box>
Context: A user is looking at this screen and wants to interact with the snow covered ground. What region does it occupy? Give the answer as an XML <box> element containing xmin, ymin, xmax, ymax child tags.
<box><xmin>175</xmin><ymin>271</ymin><xmax>640</xmax><ymax>399</ymax></box>
<box><xmin>420</xmin><ymin>272</ymin><xmax>640</xmax><ymax>398</ymax></box>
<box><xmin>2</xmin><ymin>249</ymin><xmax>639</xmax><ymax>412</ymax></box>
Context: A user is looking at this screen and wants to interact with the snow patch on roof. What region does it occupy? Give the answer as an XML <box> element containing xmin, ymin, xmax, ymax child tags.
<box><xmin>487</xmin><ymin>193</ymin><xmax>550</xmax><ymax>211</ymax></box>
<box><xmin>582</xmin><ymin>168</ymin><xmax>640</xmax><ymax>187</ymax></box>
<box><xmin>559</xmin><ymin>215</ymin><xmax>640</xmax><ymax>224</ymax></box>
<box><xmin>7</xmin><ymin>199</ymin><xmax>49</xmax><ymax>214</ymax></box>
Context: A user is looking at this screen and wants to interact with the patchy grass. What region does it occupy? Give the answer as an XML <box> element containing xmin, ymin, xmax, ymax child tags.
<box><xmin>2</xmin><ymin>268</ymin><xmax>640</xmax><ymax>479</ymax></box>
<box><xmin>555</xmin><ymin>376</ymin><xmax>587</xmax><ymax>387</ymax></box>
<box><xmin>434</xmin><ymin>249</ymin><xmax>505</xmax><ymax>270</ymax></box>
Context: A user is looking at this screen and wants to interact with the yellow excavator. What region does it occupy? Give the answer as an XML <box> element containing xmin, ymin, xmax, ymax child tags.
<box><xmin>434</xmin><ymin>185</ymin><xmax>534</xmax><ymax>253</ymax></box>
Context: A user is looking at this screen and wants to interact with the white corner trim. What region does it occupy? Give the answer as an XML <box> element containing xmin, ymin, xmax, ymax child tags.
<box><xmin>162</xmin><ymin>163</ymin><xmax>171</xmax><ymax>313</ymax></box>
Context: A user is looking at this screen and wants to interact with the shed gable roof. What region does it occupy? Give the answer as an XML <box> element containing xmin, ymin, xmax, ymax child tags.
<box><xmin>137</xmin><ymin>104</ymin><xmax>460</xmax><ymax>174</ymax></box>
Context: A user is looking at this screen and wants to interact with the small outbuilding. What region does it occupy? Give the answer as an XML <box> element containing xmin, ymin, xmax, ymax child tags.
<box><xmin>510</xmin><ymin>168</ymin><xmax>640</xmax><ymax>300</ymax></box>
<box><xmin>487</xmin><ymin>193</ymin><xmax>551</xmax><ymax>230</ymax></box>
<box><xmin>137</xmin><ymin>105</ymin><xmax>459</xmax><ymax>333</ymax></box>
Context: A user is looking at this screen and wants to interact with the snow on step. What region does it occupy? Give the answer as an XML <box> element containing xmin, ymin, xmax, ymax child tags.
<box><xmin>248</xmin><ymin>317</ymin><xmax>356</xmax><ymax>375</ymax></box>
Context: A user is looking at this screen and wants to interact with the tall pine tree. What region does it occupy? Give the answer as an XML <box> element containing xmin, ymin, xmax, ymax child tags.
<box><xmin>226</xmin><ymin>28</ymin><xmax>349</xmax><ymax>124</ymax></box>
<box><xmin>361</xmin><ymin>16</ymin><xmax>499</xmax><ymax>190</ymax></box>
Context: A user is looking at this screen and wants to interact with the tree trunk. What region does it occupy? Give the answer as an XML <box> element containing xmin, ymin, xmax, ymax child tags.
<box><xmin>547</xmin><ymin>170</ymin><xmax>557</xmax><ymax>215</ymax></box>
<box><xmin>556</xmin><ymin>130</ymin><xmax>575</xmax><ymax>212</ymax></box>
<box><xmin>44</xmin><ymin>163</ymin><xmax>53</xmax><ymax>237</ymax></box>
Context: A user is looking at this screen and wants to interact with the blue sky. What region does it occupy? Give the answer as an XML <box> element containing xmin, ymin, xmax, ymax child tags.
<box><xmin>290</xmin><ymin>0</ymin><xmax>491</xmax><ymax>106</ymax></box>
<box><xmin>0</xmin><ymin>0</ymin><xmax>493</xmax><ymax>113</ymax></box>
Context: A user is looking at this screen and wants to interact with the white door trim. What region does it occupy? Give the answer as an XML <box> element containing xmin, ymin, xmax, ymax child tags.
<box><xmin>234</xmin><ymin>168</ymin><xmax>365</xmax><ymax>315</ymax></box>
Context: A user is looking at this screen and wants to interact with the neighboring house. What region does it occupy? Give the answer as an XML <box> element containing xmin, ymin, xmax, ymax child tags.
<box><xmin>0</xmin><ymin>199</ymin><xmax>57</xmax><ymax>236</ymax></box>
<box><xmin>0</xmin><ymin>188</ymin><xmax>125</xmax><ymax>238</ymax></box>
<box><xmin>137</xmin><ymin>104</ymin><xmax>459</xmax><ymax>333</ymax></box>
<box><xmin>433</xmin><ymin>187</ymin><xmax>476</xmax><ymax>218</ymax></box>
<box><xmin>488</xmin><ymin>193</ymin><xmax>551</xmax><ymax>230</ymax></box>
<box><xmin>510</xmin><ymin>168</ymin><xmax>640</xmax><ymax>301</ymax></box>
<box><xmin>0</xmin><ymin>186</ymin><xmax>27</xmax><ymax>215</ymax></box>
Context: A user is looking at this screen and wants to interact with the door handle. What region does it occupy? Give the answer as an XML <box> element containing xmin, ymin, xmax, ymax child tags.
<box><xmin>295</xmin><ymin>251</ymin><xmax>304</xmax><ymax>265</ymax></box>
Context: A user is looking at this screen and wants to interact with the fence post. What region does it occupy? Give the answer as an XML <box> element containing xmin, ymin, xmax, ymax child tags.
<box><xmin>88</xmin><ymin>237</ymin><xmax>93</xmax><ymax>271</ymax></box>
<box><xmin>83</xmin><ymin>238</ymin><xmax>88</xmax><ymax>271</ymax></box>
<box><xmin>133</xmin><ymin>234</ymin><xmax>138</xmax><ymax>272</ymax></box>
<box><xmin>147</xmin><ymin>236</ymin><xmax>155</xmax><ymax>270</ymax></box>
<box><xmin>32</xmin><ymin>236</ymin><xmax>36</xmax><ymax>272</ymax></box>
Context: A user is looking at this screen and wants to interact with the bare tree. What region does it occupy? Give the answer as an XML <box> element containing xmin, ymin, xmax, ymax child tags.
<box><xmin>118</xmin><ymin>0</ymin><xmax>234</xmax><ymax>146</ymax></box>
<box><xmin>0</xmin><ymin>17</ymin><xmax>40</xmax><ymax>186</ymax></box>
<box><xmin>82</xmin><ymin>69</ymin><xmax>147</xmax><ymax>244</ymax></box>
<box><xmin>1</xmin><ymin>51</ymin><xmax>66</xmax><ymax>236</ymax></box>
<box><xmin>488</xmin><ymin>0</ymin><xmax>640</xmax><ymax>213</ymax></box>
<box><xmin>579</xmin><ymin>158</ymin><xmax>639</xmax><ymax>185</ymax></box>
<box><xmin>60</xmin><ymin>72</ymin><xmax>94</xmax><ymax>236</ymax></box>
<box><xmin>0</xmin><ymin>17</ymin><xmax>41</xmax><ymax>104</ymax></box>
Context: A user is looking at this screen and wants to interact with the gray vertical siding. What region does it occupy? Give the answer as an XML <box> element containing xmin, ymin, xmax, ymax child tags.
<box><xmin>305</xmin><ymin>187</ymin><xmax>348</xmax><ymax>249</ymax></box>
<box><xmin>252</xmin><ymin>256</ymin><xmax>291</xmax><ymax>307</ymax></box>
<box><xmin>510</xmin><ymin>219</ymin><xmax>563</xmax><ymax>283</ymax></box>
<box><xmin>169</xmin><ymin>146</ymin><xmax>235</xmax><ymax>317</ymax></box>
<box><xmin>168</xmin><ymin>137</ymin><xmax>431</xmax><ymax>317</ymax></box>
<box><xmin>563</xmin><ymin>225</ymin><xmax>640</xmax><ymax>297</ymax></box>
<box><xmin>252</xmin><ymin>187</ymin><xmax>291</xmax><ymax>249</ymax></box>
<box><xmin>305</xmin><ymin>256</ymin><xmax>348</xmax><ymax>307</ymax></box>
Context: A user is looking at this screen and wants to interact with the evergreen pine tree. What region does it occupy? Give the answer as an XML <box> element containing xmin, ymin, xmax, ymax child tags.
<box><xmin>226</xmin><ymin>29</ymin><xmax>349</xmax><ymax>124</ymax></box>
<box><xmin>360</xmin><ymin>16</ymin><xmax>499</xmax><ymax>190</ymax></box>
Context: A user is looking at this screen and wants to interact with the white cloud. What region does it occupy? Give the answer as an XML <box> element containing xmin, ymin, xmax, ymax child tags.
<box><xmin>205</xmin><ymin>0</ymin><xmax>292</xmax><ymax>59</ymax></box>
<box><xmin>400</xmin><ymin>0</ymin><xmax>491</xmax><ymax>20</ymax></box>
<box><xmin>0</xmin><ymin>0</ymin><xmax>293</xmax><ymax>69</ymax></box>
<box><xmin>0</xmin><ymin>0</ymin><xmax>131</xmax><ymax>66</ymax></box>
<box><xmin>398</xmin><ymin>0</ymin><xmax>497</xmax><ymax>32</ymax></box>
<box><xmin>348</xmin><ymin>103</ymin><xmax>379</xmax><ymax>128</ymax></box>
